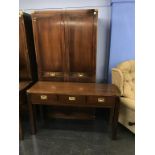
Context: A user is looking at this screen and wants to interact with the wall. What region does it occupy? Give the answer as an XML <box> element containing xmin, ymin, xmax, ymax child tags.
<box><xmin>19</xmin><ymin>0</ymin><xmax>111</xmax><ymax>83</ymax></box>
<box><xmin>108</xmin><ymin>0</ymin><xmax>135</xmax><ymax>82</ymax></box>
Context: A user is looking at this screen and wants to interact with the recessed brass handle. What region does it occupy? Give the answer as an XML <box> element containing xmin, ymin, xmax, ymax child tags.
<box><xmin>69</xmin><ymin>97</ymin><xmax>76</xmax><ymax>101</ymax></box>
<box><xmin>49</xmin><ymin>72</ymin><xmax>56</xmax><ymax>77</ymax></box>
<box><xmin>40</xmin><ymin>95</ymin><xmax>47</xmax><ymax>100</ymax></box>
<box><xmin>98</xmin><ymin>98</ymin><xmax>105</xmax><ymax>103</ymax></box>
<box><xmin>78</xmin><ymin>73</ymin><xmax>84</xmax><ymax>77</ymax></box>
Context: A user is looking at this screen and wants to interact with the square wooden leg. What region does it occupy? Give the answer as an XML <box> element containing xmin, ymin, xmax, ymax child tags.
<box><xmin>28</xmin><ymin>95</ymin><xmax>37</xmax><ymax>134</ymax></box>
<box><xmin>111</xmin><ymin>97</ymin><xmax>120</xmax><ymax>140</ymax></box>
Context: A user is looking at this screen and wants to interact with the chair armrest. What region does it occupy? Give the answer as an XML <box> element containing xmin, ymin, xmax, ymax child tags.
<box><xmin>112</xmin><ymin>68</ymin><xmax>124</xmax><ymax>96</ymax></box>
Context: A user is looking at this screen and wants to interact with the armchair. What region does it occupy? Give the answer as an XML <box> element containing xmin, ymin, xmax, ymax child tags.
<box><xmin>112</xmin><ymin>60</ymin><xmax>135</xmax><ymax>133</ymax></box>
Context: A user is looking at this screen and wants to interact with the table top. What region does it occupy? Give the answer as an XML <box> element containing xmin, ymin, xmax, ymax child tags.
<box><xmin>27</xmin><ymin>81</ymin><xmax>120</xmax><ymax>97</ymax></box>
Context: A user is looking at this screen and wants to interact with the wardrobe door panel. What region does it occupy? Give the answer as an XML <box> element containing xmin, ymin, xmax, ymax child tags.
<box><xmin>65</xmin><ymin>10</ymin><xmax>98</xmax><ymax>82</ymax></box>
<box><xmin>32</xmin><ymin>12</ymin><xmax>65</xmax><ymax>81</ymax></box>
<box><xmin>19</xmin><ymin>15</ymin><xmax>31</xmax><ymax>80</ymax></box>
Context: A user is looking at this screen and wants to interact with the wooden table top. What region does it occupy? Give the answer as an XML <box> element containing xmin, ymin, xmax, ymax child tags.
<box><xmin>27</xmin><ymin>81</ymin><xmax>120</xmax><ymax>96</ymax></box>
<box><xmin>19</xmin><ymin>81</ymin><xmax>32</xmax><ymax>92</ymax></box>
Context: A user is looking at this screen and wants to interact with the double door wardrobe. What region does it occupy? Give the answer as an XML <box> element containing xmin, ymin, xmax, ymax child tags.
<box><xmin>31</xmin><ymin>9</ymin><xmax>98</xmax><ymax>82</ymax></box>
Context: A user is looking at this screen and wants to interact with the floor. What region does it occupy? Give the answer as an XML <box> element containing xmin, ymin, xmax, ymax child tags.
<box><xmin>19</xmin><ymin>115</ymin><xmax>135</xmax><ymax>155</ymax></box>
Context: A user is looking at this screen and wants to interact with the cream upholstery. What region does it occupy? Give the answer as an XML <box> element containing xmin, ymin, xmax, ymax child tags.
<box><xmin>112</xmin><ymin>60</ymin><xmax>135</xmax><ymax>133</ymax></box>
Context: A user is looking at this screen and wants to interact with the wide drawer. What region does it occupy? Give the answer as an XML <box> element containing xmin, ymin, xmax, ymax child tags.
<box><xmin>30</xmin><ymin>94</ymin><xmax>58</xmax><ymax>104</ymax></box>
<box><xmin>59</xmin><ymin>95</ymin><xmax>86</xmax><ymax>105</ymax></box>
<box><xmin>87</xmin><ymin>96</ymin><xmax>115</xmax><ymax>107</ymax></box>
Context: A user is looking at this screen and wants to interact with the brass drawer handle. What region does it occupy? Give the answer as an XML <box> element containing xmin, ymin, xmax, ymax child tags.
<box><xmin>69</xmin><ymin>97</ymin><xmax>76</xmax><ymax>101</ymax></box>
<box><xmin>49</xmin><ymin>72</ymin><xmax>56</xmax><ymax>77</ymax></box>
<box><xmin>40</xmin><ymin>95</ymin><xmax>47</xmax><ymax>100</ymax></box>
<box><xmin>78</xmin><ymin>73</ymin><xmax>84</xmax><ymax>77</ymax></box>
<box><xmin>98</xmin><ymin>98</ymin><xmax>105</xmax><ymax>103</ymax></box>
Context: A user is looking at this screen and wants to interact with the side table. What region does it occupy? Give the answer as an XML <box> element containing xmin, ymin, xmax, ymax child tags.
<box><xmin>27</xmin><ymin>81</ymin><xmax>120</xmax><ymax>139</ymax></box>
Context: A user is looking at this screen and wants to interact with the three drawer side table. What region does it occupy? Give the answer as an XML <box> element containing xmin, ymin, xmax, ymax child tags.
<box><xmin>27</xmin><ymin>81</ymin><xmax>120</xmax><ymax>140</ymax></box>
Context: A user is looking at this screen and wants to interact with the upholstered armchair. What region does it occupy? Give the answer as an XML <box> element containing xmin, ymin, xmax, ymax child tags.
<box><xmin>112</xmin><ymin>60</ymin><xmax>135</xmax><ymax>133</ymax></box>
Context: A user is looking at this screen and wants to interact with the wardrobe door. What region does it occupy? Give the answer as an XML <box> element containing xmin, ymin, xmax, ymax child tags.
<box><xmin>31</xmin><ymin>11</ymin><xmax>66</xmax><ymax>81</ymax></box>
<box><xmin>65</xmin><ymin>9</ymin><xmax>98</xmax><ymax>82</ymax></box>
<box><xmin>19</xmin><ymin>14</ymin><xmax>31</xmax><ymax>81</ymax></box>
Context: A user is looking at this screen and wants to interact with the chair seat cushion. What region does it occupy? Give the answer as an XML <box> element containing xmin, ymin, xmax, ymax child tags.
<box><xmin>120</xmin><ymin>97</ymin><xmax>135</xmax><ymax>110</ymax></box>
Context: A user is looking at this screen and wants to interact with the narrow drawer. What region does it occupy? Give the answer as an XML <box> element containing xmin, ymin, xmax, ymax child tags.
<box><xmin>69</xmin><ymin>72</ymin><xmax>93</xmax><ymax>82</ymax></box>
<box><xmin>30</xmin><ymin>94</ymin><xmax>57</xmax><ymax>104</ymax></box>
<box><xmin>59</xmin><ymin>95</ymin><xmax>86</xmax><ymax>105</ymax></box>
<box><xmin>43</xmin><ymin>72</ymin><xmax>64</xmax><ymax>78</ymax></box>
<box><xmin>87</xmin><ymin>96</ymin><xmax>115</xmax><ymax>107</ymax></box>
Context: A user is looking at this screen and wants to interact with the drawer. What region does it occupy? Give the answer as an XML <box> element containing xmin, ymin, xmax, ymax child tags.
<box><xmin>87</xmin><ymin>96</ymin><xmax>115</xmax><ymax>107</ymax></box>
<box><xmin>30</xmin><ymin>94</ymin><xmax>57</xmax><ymax>104</ymax></box>
<box><xmin>41</xmin><ymin>72</ymin><xmax>64</xmax><ymax>81</ymax></box>
<box><xmin>69</xmin><ymin>72</ymin><xmax>94</xmax><ymax>82</ymax></box>
<box><xmin>59</xmin><ymin>95</ymin><xmax>86</xmax><ymax>105</ymax></box>
<box><xmin>70</xmin><ymin>72</ymin><xmax>88</xmax><ymax>78</ymax></box>
<box><xmin>43</xmin><ymin>72</ymin><xmax>64</xmax><ymax>78</ymax></box>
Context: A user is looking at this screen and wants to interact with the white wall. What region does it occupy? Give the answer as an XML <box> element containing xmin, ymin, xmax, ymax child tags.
<box><xmin>20</xmin><ymin>0</ymin><xmax>111</xmax><ymax>83</ymax></box>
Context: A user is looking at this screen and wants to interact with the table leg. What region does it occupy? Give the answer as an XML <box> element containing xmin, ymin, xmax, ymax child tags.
<box><xmin>109</xmin><ymin>107</ymin><xmax>114</xmax><ymax>129</ymax></box>
<box><xmin>111</xmin><ymin>97</ymin><xmax>120</xmax><ymax>140</ymax></box>
<box><xmin>28</xmin><ymin>95</ymin><xmax>37</xmax><ymax>134</ymax></box>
